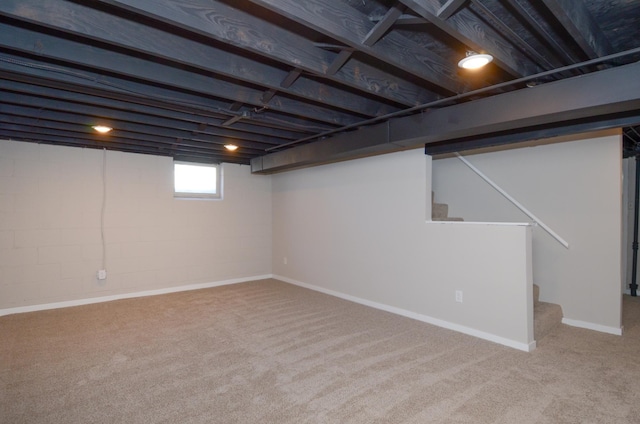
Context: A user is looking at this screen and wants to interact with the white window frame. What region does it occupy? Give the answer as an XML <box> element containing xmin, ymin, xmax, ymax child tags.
<box><xmin>173</xmin><ymin>161</ymin><xmax>222</xmax><ymax>200</ymax></box>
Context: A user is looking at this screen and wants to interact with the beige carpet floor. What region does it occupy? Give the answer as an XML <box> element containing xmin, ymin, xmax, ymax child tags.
<box><xmin>2</xmin><ymin>278</ymin><xmax>640</xmax><ymax>423</ymax></box>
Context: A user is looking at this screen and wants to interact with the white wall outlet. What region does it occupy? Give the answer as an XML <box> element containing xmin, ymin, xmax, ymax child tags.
<box><xmin>97</xmin><ymin>269</ymin><xmax>107</xmax><ymax>280</ymax></box>
<box><xmin>283</xmin><ymin>257</ymin><xmax>288</xmax><ymax>265</ymax></box>
<box><xmin>455</xmin><ymin>290</ymin><xmax>463</xmax><ymax>303</ymax></box>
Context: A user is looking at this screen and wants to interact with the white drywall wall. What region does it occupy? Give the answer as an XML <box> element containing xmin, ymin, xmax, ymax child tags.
<box><xmin>432</xmin><ymin>130</ymin><xmax>623</xmax><ymax>333</ymax></box>
<box><xmin>0</xmin><ymin>140</ymin><xmax>272</xmax><ymax>311</ymax></box>
<box><xmin>272</xmin><ymin>149</ymin><xmax>533</xmax><ymax>350</ymax></box>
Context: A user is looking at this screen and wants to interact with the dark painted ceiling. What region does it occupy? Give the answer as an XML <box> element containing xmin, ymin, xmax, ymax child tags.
<box><xmin>1</xmin><ymin>0</ymin><xmax>639</xmax><ymax>170</ymax></box>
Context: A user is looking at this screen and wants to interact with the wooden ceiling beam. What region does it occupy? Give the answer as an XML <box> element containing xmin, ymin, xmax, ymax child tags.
<box><xmin>394</xmin><ymin>15</ymin><xmax>430</xmax><ymax>25</ymax></box>
<box><xmin>0</xmin><ymin>116</ymin><xmax>265</xmax><ymax>157</ymax></box>
<box><xmin>248</xmin><ymin>0</ymin><xmax>464</xmax><ymax>95</ymax></box>
<box><xmin>0</xmin><ymin>126</ymin><xmax>253</xmax><ymax>162</ymax></box>
<box><xmin>0</xmin><ymin>3</ymin><xmax>400</xmax><ymax>120</ymax></box>
<box><xmin>85</xmin><ymin>0</ymin><xmax>436</xmax><ymax>107</ymax></box>
<box><xmin>325</xmin><ymin>49</ymin><xmax>354</xmax><ymax>76</ymax></box>
<box><xmin>0</xmin><ymin>32</ymin><xmax>359</xmax><ymax>130</ymax></box>
<box><xmin>437</xmin><ymin>0</ymin><xmax>468</xmax><ymax>20</ymax></box>
<box><xmin>507</xmin><ymin>0</ymin><xmax>580</xmax><ymax>65</ymax></box>
<box><xmin>325</xmin><ymin>4</ymin><xmax>405</xmax><ymax>77</ymax></box>
<box><xmin>370</xmin><ymin>14</ymin><xmax>429</xmax><ymax>26</ymax></box>
<box><xmin>362</xmin><ymin>4</ymin><xmax>404</xmax><ymax>47</ymax></box>
<box><xmin>1</xmin><ymin>102</ymin><xmax>276</xmax><ymax>152</ymax></box>
<box><xmin>468</xmin><ymin>1</ymin><xmax>557</xmax><ymax>70</ymax></box>
<box><xmin>1</xmin><ymin>104</ymin><xmax>277</xmax><ymax>152</ymax></box>
<box><xmin>540</xmin><ymin>0</ymin><xmax>613</xmax><ymax>59</ymax></box>
<box><xmin>0</xmin><ymin>64</ymin><xmax>325</xmax><ymax>139</ymax></box>
<box><xmin>0</xmin><ymin>86</ymin><xmax>296</xmax><ymax>149</ymax></box>
<box><xmin>399</xmin><ymin>0</ymin><xmax>538</xmax><ymax>77</ymax></box>
<box><xmin>1</xmin><ymin>59</ymin><xmax>316</xmax><ymax>138</ymax></box>
<box><xmin>280</xmin><ymin>69</ymin><xmax>303</xmax><ymax>89</ymax></box>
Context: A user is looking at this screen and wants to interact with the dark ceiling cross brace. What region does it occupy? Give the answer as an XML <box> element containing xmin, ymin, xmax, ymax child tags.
<box><xmin>221</xmin><ymin>116</ymin><xmax>244</xmax><ymax>127</ymax></box>
<box><xmin>0</xmin><ymin>22</ymin><xmax>366</xmax><ymax>129</ymax></box>
<box><xmin>0</xmin><ymin>2</ymin><xmax>401</xmax><ymax>120</ymax></box>
<box><xmin>399</xmin><ymin>0</ymin><xmax>538</xmax><ymax>77</ymax></box>
<box><xmin>437</xmin><ymin>0</ymin><xmax>468</xmax><ymax>20</ymax></box>
<box><xmin>325</xmin><ymin>48</ymin><xmax>355</xmax><ymax>76</ymax></box>
<box><xmin>322</xmin><ymin>3</ymin><xmax>405</xmax><ymax>77</ymax></box>
<box><xmin>325</xmin><ymin>2</ymin><xmax>408</xmax><ymax>78</ymax></box>
<box><xmin>362</xmin><ymin>4</ymin><xmax>405</xmax><ymax>47</ymax></box>
<box><xmin>370</xmin><ymin>13</ymin><xmax>429</xmax><ymax>26</ymax></box>
<box><xmin>280</xmin><ymin>68</ymin><xmax>303</xmax><ymax>88</ymax></box>
<box><xmin>85</xmin><ymin>0</ymin><xmax>431</xmax><ymax>107</ymax></box>
<box><xmin>0</xmin><ymin>70</ymin><xmax>303</xmax><ymax>145</ymax></box>
<box><xmin>248</xmin><ymin>0</ymin><xmax>465</xmax><ymax>94</ymax></box>
<box><xmin>261</xmin><ymin>89</ymin><xmax>278</xmax><ymax>104</ymax></box>
<box><xmin>229</xmin><ymin>102</ymin><xmax>244</xmax><ymax>112</ymax></box>
<box><xmin>393</xmin><ymin>15</ymin><xmax>430</xmax><ymax>25</ymax></box>
<box><xmin>0</xmin><ymin>94</ymin><xmax>276</xmax><ymax>152</ymax></box>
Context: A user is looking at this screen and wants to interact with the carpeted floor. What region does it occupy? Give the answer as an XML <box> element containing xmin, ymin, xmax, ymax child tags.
<box><xmin>2</xmin><ymin>278</ymin><xmax>640</xmax><ymax>423</ymax></box>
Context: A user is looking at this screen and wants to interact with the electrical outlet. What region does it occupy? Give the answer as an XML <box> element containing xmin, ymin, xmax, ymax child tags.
<box><xmin>283</xmin><ymin>257</ymin><xmax>288</xmax><ymax>265</ymax></box>
<box><xmin>455</xmin><ymin>290</ymin><xmax>463</xmax><ymax>303</ymax></box>
<box><xmin>97</xmin><ymin>269</ymin><xmax>107</xmax><ymax>280</ymax></box>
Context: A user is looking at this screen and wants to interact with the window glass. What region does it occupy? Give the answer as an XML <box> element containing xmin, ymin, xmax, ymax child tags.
<box><xmin>174</xmin><ymin>162</ymin><xmax>221</xmax><ymax>199</ymax></box>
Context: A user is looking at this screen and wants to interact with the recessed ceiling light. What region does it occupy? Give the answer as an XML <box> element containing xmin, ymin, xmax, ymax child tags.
<box><xmin>92</xmin><ymin>125</ymin><xmax>113</xmax><ymax>134</ymax></box>
<box><xmin>224</xmin><ymin>144</ymin><xmax>238</xmax><ymax>151</ymax></box>
<box><xmin>458</xmin><ymin>52</ymin><xmax>493</xmax><ymax>70</ymax></box>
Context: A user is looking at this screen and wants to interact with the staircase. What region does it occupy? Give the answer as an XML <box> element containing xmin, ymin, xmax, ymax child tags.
<box><xmin>431</xmin><ymin>192</ymin><xmax>464</xmax><ymax>221</ymax></box>
<box><xmin>533</xmin><ymin>284</ymin><xmax>563</xmax><ymax>342</ymax></box>
<box><xmin>431</xmin><ymin>193</ymin><xmax>562</xmax><ymax>343</ymax></box>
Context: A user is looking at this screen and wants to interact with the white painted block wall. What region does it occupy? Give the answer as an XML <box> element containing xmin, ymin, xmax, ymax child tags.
<box><xmin>0</xmin><ymin>140</ymin><xmax>272</xmax><ymax>310</ymax></box>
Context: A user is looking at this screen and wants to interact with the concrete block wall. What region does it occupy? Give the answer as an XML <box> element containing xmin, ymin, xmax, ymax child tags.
<box><xmin>0</xmin><ymin>140</ymin><xmax>272</xmax><ymax>310</ymax></box>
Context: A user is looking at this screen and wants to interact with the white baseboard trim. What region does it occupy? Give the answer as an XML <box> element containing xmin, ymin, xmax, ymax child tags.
<box><xmin>274</xmin><ymin>274</ymin><xmax>536</xmax><ymax>352</ymax></box>
<box><xmin>0</xmin><ymin>274</ymin><xmax>273</xmax><ymax>317</ymax></box>
<box><xmin>562</xmin><ymin>318</ymin><xmax>623</xmax><ymax>335</ymax></box>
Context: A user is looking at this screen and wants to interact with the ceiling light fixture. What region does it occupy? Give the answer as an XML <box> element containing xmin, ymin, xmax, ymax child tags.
<box><xmin>224</xmin><ymin>144</ymin><xmax>238</xmax><ymax>151</ymax></box>
<box><xmin>92</xmin><ymin>125</ymin><xmax>113</xmax><ymax>134</ymax></box>
<box><xmin>458</xmin><ymin>51</ymin><xmax>493</xmax><ymax>70</ymax></box>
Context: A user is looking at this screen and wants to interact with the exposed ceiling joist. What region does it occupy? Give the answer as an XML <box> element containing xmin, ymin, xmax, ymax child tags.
<box><xmin>246</xmin><ymin>0</ymin><xmax>465</xmax><ymax>94</ymax></box>
<box><xmin>85</xmin><ymin>0</ymin><xmax>435</xmax><ymax>107</ymax></box>
<box><xmin>437</xmin><ymin>0</ymin><xmax>468</xmax><ymax>20</ymax></box>
<box><xmin>399</xmin><ymin>0</ymin><xmax>538</xmax><ymax>77</ymax></box>
<box><xmin>0</xmin><ymin>0</ymin><xmax>637</xmax><ymax>167</ymax></box>
<box><xmin>541</xmin><ymin>0</ymin><xmax>613</xmax><ymax>59</ymax></box>
<box><xmin>362</xmin><ymin>4</ymin><xmax>404</xmax><ymax>47</ymax></box>
<box><xmin>0</xmin><ymin>63</ymin><xmax>325</xmax><ymax>138</ymax></box>
<box><xmin>507</xmin><ymin>0</ymin><xmax>580</xmax><ymax>65</ymax></box>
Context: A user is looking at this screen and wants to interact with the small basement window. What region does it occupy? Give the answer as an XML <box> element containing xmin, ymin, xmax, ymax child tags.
<box><xmin>174</xmin><ymin>161</ymin><xmax>221</xmax><ymax>199</ymax></box>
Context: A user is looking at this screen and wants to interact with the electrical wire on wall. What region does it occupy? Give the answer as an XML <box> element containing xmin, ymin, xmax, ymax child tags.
<box><xmin>100</xmin><ymin>148</ymin><xmax>107</xmax><ymax>274</ymax></box>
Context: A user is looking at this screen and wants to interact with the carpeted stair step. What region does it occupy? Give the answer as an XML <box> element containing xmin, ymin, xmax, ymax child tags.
<box><xmin>533</xmin><ymin>284</ymin><xmax>563</xmax><ymax>342</ymax></box>
<box><xmin>431</xmin><ymin>192</ymin><xmax>465</xmax><ymax>222</ymax></box>
<box><xmin>432</xmin><ymin>202</ymin><xmax>449</xmax><ymax>220</ymax></box>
